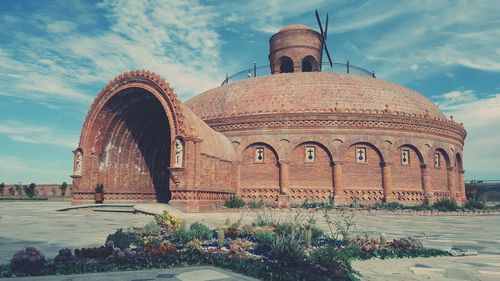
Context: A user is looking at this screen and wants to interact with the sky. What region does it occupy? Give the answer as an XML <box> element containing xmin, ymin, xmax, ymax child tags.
<box><xmin>0</xmin><ymin>0</ymin><xmax>499</xmax><ymax>184</ymax></box>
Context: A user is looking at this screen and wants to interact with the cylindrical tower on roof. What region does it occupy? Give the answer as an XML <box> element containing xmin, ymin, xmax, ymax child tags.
<box><xmin>269</xmin><ymin>24</ymin><xmax>323</xmax><ymax>74</ymax></box>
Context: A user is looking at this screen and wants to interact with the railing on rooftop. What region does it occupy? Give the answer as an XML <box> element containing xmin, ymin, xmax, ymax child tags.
<box><xmin>221</xmin><ymin>61</ymin><xmax>375</xmax><ymax>86</ymax></box>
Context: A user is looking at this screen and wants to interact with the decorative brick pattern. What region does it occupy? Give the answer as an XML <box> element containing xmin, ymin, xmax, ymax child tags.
<box><xmin>73</xmin><ymin>25</ymin><xmax>467</xmax><ymax>211</ymax></box>
<box><xmin>73</xmin><ymin>192</ymin><xmax>157</xmax><ymax>201</ymax></box>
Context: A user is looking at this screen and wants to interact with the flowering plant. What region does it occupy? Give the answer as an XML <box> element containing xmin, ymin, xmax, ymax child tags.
<box><xmin>271</xmin><ymin>201</ymin><xmax>291</xmax><ymax>208</ymax></box>
<box><xmin>144</xmin><ymin>241</ymin><xmax>177</xmax><ymax>256</ymax></box>
<box><xmin>154</xmin><ymin>211</ymin><xmax>182</xmax><ymax>234</ymax></box>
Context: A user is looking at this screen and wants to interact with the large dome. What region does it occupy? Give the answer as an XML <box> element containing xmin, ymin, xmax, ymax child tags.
<box><xmin>185</xmin><ymin>72</ymin><xmax>445</xmax><ymax>120</ymax></box>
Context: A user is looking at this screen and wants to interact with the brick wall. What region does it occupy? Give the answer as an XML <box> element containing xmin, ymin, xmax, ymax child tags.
<box><xmin>0</xmin><ymin>184</ymin><xmax>72</xmax><ymax>197</ymax></box>
<box><xmin>289</xmin><ymin>143</ymin><xmax>332</xmax><ymax>188</ymax></box>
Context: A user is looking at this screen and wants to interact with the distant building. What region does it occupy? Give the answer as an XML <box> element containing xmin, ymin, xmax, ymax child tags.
<box><xmin>72</xmin><ymin>24</ymin><xmax>467</xmax><ymax>211</ymax></box>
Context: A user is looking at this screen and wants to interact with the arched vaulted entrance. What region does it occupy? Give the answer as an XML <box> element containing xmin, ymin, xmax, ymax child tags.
<box><xmin>94</xmin><ymin>90</ymin><xmax>171</xmax><ymax>201</ymax></box>
<box><xmin>73</xmin><ymin>71</ymin><xmax>188</xmax><ymax>202</ymax></box>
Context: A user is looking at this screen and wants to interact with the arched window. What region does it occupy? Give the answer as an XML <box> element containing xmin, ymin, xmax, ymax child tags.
<box><xmin>302</xmin><ymin>56</ymin><xmax>317</xmax><ymax>72</ymax></box>
<box><xmin>279</xmin><ymin>56</ymin><xmax>294</xmax><ymax>73</ymax></box>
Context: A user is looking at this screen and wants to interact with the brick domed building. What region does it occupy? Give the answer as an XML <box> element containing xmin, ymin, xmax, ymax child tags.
<box><xmin>72</xmin><ymin>24</ymin><xmax>467</xmax><ymax>211</ymax></box>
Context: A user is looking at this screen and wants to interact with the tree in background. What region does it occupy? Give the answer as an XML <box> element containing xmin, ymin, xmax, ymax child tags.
<box><xmin>60</xmin><ymin>182</ymin><xmax>68</xmax><ymax>197</ymax></box>
<box><xmin>0</xmin><ymin>183</ymin><xmax>4</xmax><ymax>195</ymax></box>
<box><xmin>15</xmin><ymin>183</ymin><xmax>22</xmax><ymax>196</ymax></box>
<box><xmin>23</xmin><ymin>183</ymin><xmax>36</xmax><ymax>198</ymax></box>
<box><xmin>8</xmin><ymin>186</ymin><xmax>15</xmax><ymax>195</ymax></box>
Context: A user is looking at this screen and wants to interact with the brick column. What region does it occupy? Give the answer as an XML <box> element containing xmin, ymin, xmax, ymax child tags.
<box><xmin>333</xmin><ymin>161</ymin><xmax>347</xmax><ymax>204</ymax></box>
<box><xmin>180</xmin><ymin>136</ymin><xmax>203</xmax><ymax>190</ymax></box>
<box><xmin>279</xmin><ymin>160</ymin><xmax>289</xmax><ymax>195</ymax></box>
<box><xmin>382</xmin><ymin>162</ymin><xmax>395</xmax><ymax>202</ymax></box>
<box><xmin>447</xmin><ymin>167</ymin><xmax>457</xmax><ymax>200</ymax></box>
<box><xmin>235</xmin><ymin>161</ymin><xmax>241</xmax><ymax>195</ymax></box>
<box><xmin>420</xmin><ymin>164</ymin><xmax>433</xmax><ymax>205</ymax></box>
<box><xmin>458</xmin><ymin>170</ymin><xmax>466</xmax><ymax>203</ymax></box>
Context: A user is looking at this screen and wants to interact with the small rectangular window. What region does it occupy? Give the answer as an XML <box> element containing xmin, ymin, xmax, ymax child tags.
<box><xmin>401</xmin><ymin>149</ymin><xmax>410</xmax><ymax>165</ymax></box>
<box><xmin>355</xmin><ymin>147</ymin><xmax>367</xmax><ymax>163</ymax></box>
<box><xmin>254</xmin><ymin>147</ymin><xmax>265</xmax><ymax>163</ymax></box>
<box><xmin>434</xmin><ymin>153</ymin><xmax>440</xmax><ymax>168</ymax></box>
<box><xmin>305</xmin><ymin>145</ymin><xmax>316</xmax><ymax>162</ymax></box>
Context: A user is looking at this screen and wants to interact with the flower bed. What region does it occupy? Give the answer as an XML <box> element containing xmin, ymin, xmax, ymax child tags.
<box><xmin>219</xmin><ymin>197</ymin><xmax>500</xmax><ymax>216</ymax></box>
<box><xmin>1</xmin><ymin>210</ymin><xmax>454</xmax><ymax>280</ymax></box>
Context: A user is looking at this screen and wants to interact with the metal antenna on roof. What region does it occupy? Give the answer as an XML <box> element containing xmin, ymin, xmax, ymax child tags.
<box><xmin>315</xmin><ymin>9</ymin><xmax>333</xmax><ymax>67</ymax></box>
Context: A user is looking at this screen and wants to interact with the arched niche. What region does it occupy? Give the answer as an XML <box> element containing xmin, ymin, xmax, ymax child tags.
<box><xmin>301</xmin><ymin>55</ymin><xmax>318</xmax><ymax>72</ymax></box>
<box><xmin>240</xmin><ymin>143</ymin><xmax>280</xmax><ymax>192</ymax></box>
<box><xmin>289</xmin><ymin>141</ymin><xmax>333</xmax><ymax>190</ymax></box>
<box><xmin>279</xmin><ymin>56</ymin><xmax>294</xmax><ymax>73</ymax></box>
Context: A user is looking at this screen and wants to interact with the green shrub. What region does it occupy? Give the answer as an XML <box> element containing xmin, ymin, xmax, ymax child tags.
<box><xmin>23</xmin><ymin>183</ymin><xmax>36</xmax><ymax>198</ymax></box>
<box><xmin>247</xmin><ymin>200</ymin><xmax>264</xmax><ymax>208</ymax></box>
<box><xmin>224</xmin><ymin>195</ymin><xmax>246</xmax><ymax>208</ymax></box>
<box><xmin>301</xmin><ymin>199</ymin><xmax>319</xmax><ymax>209</ymax></box>
<box><xmin>270</xmin><ymin>234</ymin><xmax>306</xmax><ymax>265</ymax></box>
<box><xmin>105</xmin><ymin>228</ymin><xmax>137</xmax><ymax>250</ymax></box>
<box><xmin>310</xmin><ymin>225</ymin><xmax>324</xmax><ymax>243</ymax></box>
<box><xmin>173</xmin><ymin>222</ymin><xmax>192</xmax><ymax>243</ymax></box>
<box><xmin>95</xmin><ymin>184</ymin><xmax>104</xmax><ymax>193</ymax></box>
<box><xmin>15</xmin><ymin>184</ymin><xmax>22</xmax><ymax>196</ymax></box>
<box><xmin>374</xmin><ymin>202</ymin><xmax>405</xmax><ymax>210</ymax></box>
<box><xmin>432</xmin><ymin>199</ymin><xmax>459</xmax><ymax>211</ymax></box>
<box><xmin>464</xmin><ymin>199</ymin><xmax>486</xmax><ymax>210</ymax></box>
<box><xmin>10</xmin><ymin>247</ymin><xmax>45</xmax><ymax>276</ymax></box>
<box><xmin>254</xmin><ymin>231</ymin><xmax>276</xmax><ymax>249</ymax></box>
<box><xmin>142</xmin><ymin>221</ymin><xmax>161</xmax><ymax>236</ymax></box>
<box><xmin>218</xmin><ymin>226</ymin><xmax>225</xmax><ymax>249</ymax></box>
<box><xmin>60</xmin><ymin>182</ymin><xmax>68</xmax><ymax>197</ymax></box>
<box><xmin>0</xmin><ymin>197</ymin><xmax>48</xmax><ymax>201</ymax></box>
<box><xmin>189</xmin><ymin>222</ymin><xmax>212</xmax><ymax>241</ymax></box>
<box><xmin>495</xmin><ymin>204</ymin><xmax>500</xmax><ymax>209</ymax></box>
<box><xmin>309</xmin><ymin>245</ymin><xmax>357</xmax><ymax>280</ymax></box>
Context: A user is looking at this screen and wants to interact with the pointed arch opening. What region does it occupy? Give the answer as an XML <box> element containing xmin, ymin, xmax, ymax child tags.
<box><xmin>279</xmin><ymin>56</ymin><xmax>294</xmax><ymax>73</ymax></box>
<box><xmin>342</xmin><ymin>142</ymin><xmax>384</xmax><ymax>202</ymax></box>
<box><xmin>392</xmin><ymin>144</ymin><xmax>424</xmax><ymax>191</ymax></box>
<box><xmin>302</xmin><ymin>55</ymin><xmax>318</xmax><ymax>72</ymax></box>
<box><xmin>431</xmin><ymin>148</ymin><xmax>451</xmax><ymax>191</ymax></box>
<box><xmin>289</xmin><ymin>141</ymin><xmax>333</xmax><ymax>198</ymax></box>
<box><xmin>85</xmin><ymin>89</ymin><xmax>172</xmax><ymax>202</ymax></box>
<box><xmin>239</xmin><ymin>142</ymin><xmax>280</xmax><ymax>199</ymax></box>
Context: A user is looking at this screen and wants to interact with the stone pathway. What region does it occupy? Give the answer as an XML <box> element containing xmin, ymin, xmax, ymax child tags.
<box><xmin>353</xmin><ymin>255</ymin><xmax>500</xmax><ymax>281</ymax></box>
<box><xmin>12</xmin><ymin>266</ymin><xmax>258</xmax><ymax>281</ymax></box>
<box><xmin>2</xmin><ymin>202</ymin><xmax>500</xmax><ymax>280</ymax></box>
<box><xmin>0</xmin><ymin>202</ymin><xmax>152</xmax><ymax>263</ymax></box>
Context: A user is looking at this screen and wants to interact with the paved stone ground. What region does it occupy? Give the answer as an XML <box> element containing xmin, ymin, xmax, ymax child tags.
<box><xmin>0</xmin><ymin>202</ymin><xmax>152</xmax><ymax>263</ymax></box>
<box><xmin>12</xmin><ymin>266</ymin><xmax>258</xmax><ymax>281</ymax></box>
<box><xmin>1</xmin><ymin>202</ymin><xmax>500</xmax><ymax>280</ymax></box>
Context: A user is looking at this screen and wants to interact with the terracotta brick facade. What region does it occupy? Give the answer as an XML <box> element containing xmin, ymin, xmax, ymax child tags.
<box><xmin>73</xmin><ymin>25</ymin><xmax>467</xmax><ymax>211</ymax></box>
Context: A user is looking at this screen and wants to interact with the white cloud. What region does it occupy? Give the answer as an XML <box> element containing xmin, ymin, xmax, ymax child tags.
<box><xmin>46</xmin><ymin>20</ymin><xmax>77</xmax><ymax>33</ymax></box>
<box><xmin>0</xmin><ymin>120</ymin><xmax>78</xmax><ymax>149</ymax></box>
<box><xmin>312</xmin><ymin>0</ymin><xmax>500</xmax><ymax>81</ymax></box>
<box><xmin>0</xmin><ymin>0</ymin><xmax>226</xmax><ymax>103</ymax></box>
<box><xmin>436</xmin><ymin>90</ymin><xmax>477</xmax><ymax>108</ymax></box>
<box><xmin>0</xmin><ymin>156</ymin><xmax>71</xmax><ymax>184</ymax></box>
<box><xmin>434</xmin><ymin>91</ymin><xmax>500</xmax><ymax>177</ymax></box>
<box><xmin>220</xmin><ymin>0</ymin><xmax>327</xmax><ymax>33</ymax></box>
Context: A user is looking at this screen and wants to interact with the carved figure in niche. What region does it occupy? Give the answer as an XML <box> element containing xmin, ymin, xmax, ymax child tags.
<box><xmin>305</xmin><ymin>145</ymin><xmax>316</xmax><ymax>162</ymax></box>
<box><xmin>401</xmin><ymin>149</ymin><xmax>410</xmax><ymax>165</ymax></box>
<box><xmin>75</xmin><ymin>151</ymin><xmax>83</xmax><ymax>176</ymax></box>
<box><xmin>174</xmin><ymin>139</ymin><xmax>183</xmax><ymax>167</ymax></box>
<box><xmin>355</xmin><ymin>147</ymin><xmax>367</xmax><ymax>163</ymax></box>
<box><xmin>254</xmin><ymin>147</ymin><xmax>265</xmax><ymax>163</ymax></box>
